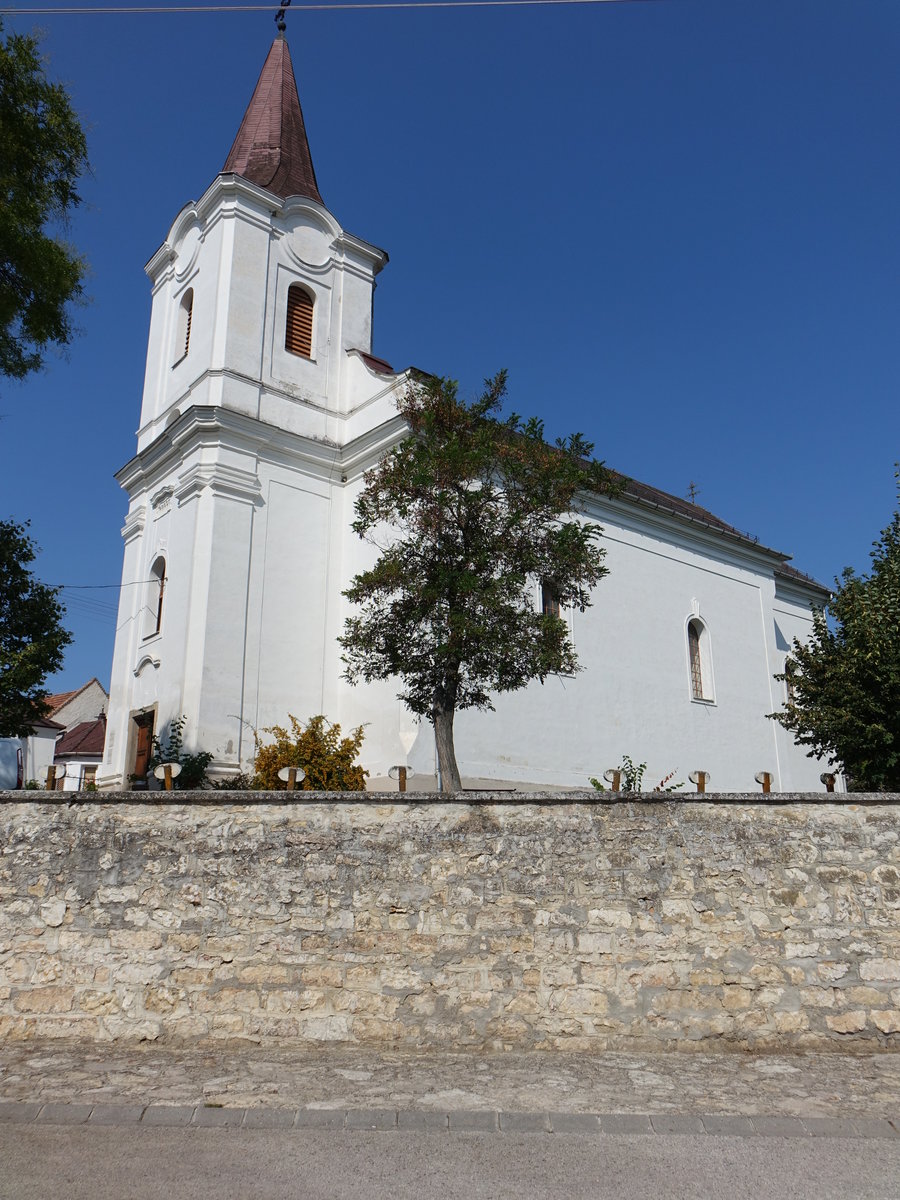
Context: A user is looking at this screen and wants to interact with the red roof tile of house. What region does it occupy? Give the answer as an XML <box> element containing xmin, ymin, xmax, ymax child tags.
<box><xmin>222</xmin><ymin>35</ymin><xmax>323</xmax><ymax>205</ymax></box>
<box><xmin>44</xmin><ymin>687</ymin><xmax>78</xmax><ymax>715</ymax></box>
<box><xmin>54</xmin><ymin>714</ymin><xmax>107</xmax><ymax>760</ymax></box>
<box><xmin>44</xmin><ymin>677</ymin><xmax>105</xmax><ymax>717</ymax></box>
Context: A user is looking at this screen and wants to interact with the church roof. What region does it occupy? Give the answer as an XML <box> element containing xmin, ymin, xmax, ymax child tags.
<box><xmin>223</xmin><ymin>35</ymin><xmax>323</xmax><ymax>205</ymax></box>
<box><xmin>616</xmin><ymin>474</ymin><xmax>830</xmax><ymax>595</ymax></box>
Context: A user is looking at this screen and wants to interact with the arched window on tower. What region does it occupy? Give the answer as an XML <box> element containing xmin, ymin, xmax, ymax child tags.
<box><xmin>687</xmin><ymin>617</ymin><xmax>713</xmax><ymax>702</ymax></box>
<box><xmin>175</xmin><ymin>289</ymin><xmax>193</xmax><ymax>363</ymax></box>
<box><xmin>285</xmin><ymin>284</ymin><xmax>314</xmax><ymax>359</ymax></box>
<box><xmin>144</xmin><ymin>556</ymin><xmax>166</xmax><ymax>639</ymax></box>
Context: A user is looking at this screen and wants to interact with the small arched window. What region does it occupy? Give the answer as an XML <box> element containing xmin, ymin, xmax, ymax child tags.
<box><xmin>175</xmin><ymin>289</ymin><xmax>193</xmax><ymax>363</ymax></box>
<box><xmin>688</xmin><ymin>618</ymin><xmax>707</xmax><ymax>701</ymax></box>
<box><xmin>285</xmin><ymin>284</ymin><xmax>314</xmax><ymax>359</ymax></box>
<box><xmin>144</xmin><ymin>556</ymin><xmax>166</xmax><ymax>638</ymax></box>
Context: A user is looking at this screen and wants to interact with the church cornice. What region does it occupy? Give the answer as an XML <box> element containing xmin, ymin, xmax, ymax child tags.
<box><xmin>175</xmin><ymin>461</ymin><xmax>263</xmax><ymax>507</ymax></box>
<box><xmin>117</xmin><ymin>402</ymin><xmax>408</xmax><ymax>499</ymax></box>
<box><xmin>145</xmin><ymin>175</ymin><xmax>387</xmax><ymax>286</ymax></box>
<box><xmin>120</xmin><ymin>505</ymin><xmax>147</xmax><ymax>544</ymax></box>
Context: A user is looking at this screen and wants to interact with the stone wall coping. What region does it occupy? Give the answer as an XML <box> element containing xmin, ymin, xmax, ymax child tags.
<box><xmin>0</xmin><ymin>789</ymin><xmax>896</xmax><ymax>807</ymax></box>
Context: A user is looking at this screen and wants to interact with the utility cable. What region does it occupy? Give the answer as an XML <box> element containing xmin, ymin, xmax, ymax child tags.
<box><xmin>1</xmin><ymin>0</ymin><xmax>661</xmax><ymax>14</ymax></box>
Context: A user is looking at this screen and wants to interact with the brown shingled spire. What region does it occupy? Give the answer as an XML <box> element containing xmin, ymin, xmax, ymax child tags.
<box><xmin>223</xmin><ymin>35</ymin><xmax>323</xmax><ymax>205</ymax></box>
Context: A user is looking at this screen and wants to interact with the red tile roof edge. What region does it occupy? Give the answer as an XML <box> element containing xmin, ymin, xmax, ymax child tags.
<box><xmin>45</xmin><ymin>677</ymin><xmax>107</xmax><ymax>715</ymax></box>
<box><xmin>54</xmin><ymin>715</ymin><xmax>107</xmax><ymax>759</ymax></box>
<box><xmin>353</xmin><ymin>350</ymin><xmax>395</xmax><ymax>376</ymax></box>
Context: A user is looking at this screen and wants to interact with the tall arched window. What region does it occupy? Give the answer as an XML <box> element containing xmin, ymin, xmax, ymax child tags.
<box><xmin>687</xmin><ymin>618</ymin><xmax>708</xmax><ymax>701</ymax></box>
<box><xmin>541</xmin><ymin>581</ymin><xmax>561</xmax><ymax>618</ymax></box>
<box><xmin>144</xmin><ymin>556</ymin><xmax>166</xmax><ymax>638</ymax></box>
<box><xmin>285</xmin><ymin>284</ymin><xmax>314</xmax><ymax>359</ymax></box>
<box><xmin>175</xmin><ymin>288</ymin><xmax>193</xmax><ymax>363</ymax></box>
<box><xmin>784</xmin><ymin>660</ymin><xmax>796</xmax><ymax>705</ymax></box>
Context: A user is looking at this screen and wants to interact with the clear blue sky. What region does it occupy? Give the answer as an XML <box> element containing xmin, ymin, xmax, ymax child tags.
<box><xmin>2</xmin><ymin>0</ymin><xmax>898</xmax><ymax>693</ymax></box>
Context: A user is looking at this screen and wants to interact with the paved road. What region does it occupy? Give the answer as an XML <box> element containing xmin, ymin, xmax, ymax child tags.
<box><xmin>3</xmin><ymin>1124</ymin><xmax>900</xmax><ymax>1200</ymax></box>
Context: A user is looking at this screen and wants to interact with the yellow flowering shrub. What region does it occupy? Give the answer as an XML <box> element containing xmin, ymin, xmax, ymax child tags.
<box><xmin>252</xmin><ymin>714</ymin><xmax>367</xmax><ymax>791</ymax></box>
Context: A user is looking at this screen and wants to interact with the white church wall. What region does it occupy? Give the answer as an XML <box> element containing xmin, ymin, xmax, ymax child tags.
<box><xmin>769</xmin><ymin>578</ymin><xmax>835</xmax><ymax>791</ymax></box>
<box><xmin>328</xmin><ymin>487</ymin><xmax>829</xmax><ymax>793</ymax></box>
<box><xmin>101</xmin><ymin>511</ymin><xmax>148</xmax><ymax>788</ymax></box>
<box><xmin>250</xmin><ymin>477</ymin><xmax>332</xmax><ymax>731</ymax></box>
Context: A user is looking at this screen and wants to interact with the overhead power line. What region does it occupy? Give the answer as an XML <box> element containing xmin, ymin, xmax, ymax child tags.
<box><xmin>52</xmin><ymin>581</ymin><xmax>149</xmax><ymax>588</ymax></box>
<box><xmin>1</xmin><ymin>0</ymin><xmax>659</xmax><ymax>13</ymax></box>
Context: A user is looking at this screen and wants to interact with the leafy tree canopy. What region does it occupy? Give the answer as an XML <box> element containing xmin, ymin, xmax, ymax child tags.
<box><xmin>0</xmin><ymin>519</ymin><xmax>71</xmax><ymax>736</ymax></box>
<box><xmin>340</xmin><ymin>371</ymin><xmax>620</xmax><ymax>791</ymax></box>
<box><xmin>0</xmin><ymin>21</ymin><xmax>89</xmax><ymax>383</ymax></box>
<box><xmin>773</xmin><ymin>475</ymin><xmax>900</xmax><ymax>791</ymax></box>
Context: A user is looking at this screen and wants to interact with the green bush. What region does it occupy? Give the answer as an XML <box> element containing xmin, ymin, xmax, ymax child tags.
<box><xmin>149</xmin><ymin>716</ymin><xmax>213</xmax><ymax>789</ymax></box>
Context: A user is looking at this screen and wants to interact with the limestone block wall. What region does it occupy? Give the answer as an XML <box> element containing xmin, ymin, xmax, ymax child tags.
<box><xmin>1</xmin><ymin>794</ymin><xmax>899</xmax><ymax>1051</ymax></box>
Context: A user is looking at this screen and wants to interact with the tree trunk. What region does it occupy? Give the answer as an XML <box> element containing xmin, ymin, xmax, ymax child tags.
<box><xmin>433</xmin><ymin>705</ymin><xmax>462</xmax><ymax>792</ymax></box>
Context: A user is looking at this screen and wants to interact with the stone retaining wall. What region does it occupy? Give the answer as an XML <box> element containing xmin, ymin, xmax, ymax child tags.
<box><xmin>1</xmin><ymin>793</ymin><xmax>899</xmax><ymax>1051</ymax></box>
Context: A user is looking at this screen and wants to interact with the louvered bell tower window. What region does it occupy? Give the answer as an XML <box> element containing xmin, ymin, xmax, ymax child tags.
<box><xmin>174</xmin><ymin>288</ymin><xmax>193</xmax><ymax>364</ymax></box>
<box><xmin>285</xmin><ymin>284</ymin><xmax>314</xmax><ymax>358</ymax></box>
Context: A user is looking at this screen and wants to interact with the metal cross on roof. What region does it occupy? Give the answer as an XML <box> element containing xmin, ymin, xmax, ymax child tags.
<box><xmin>275</xmin><ymin>0</ymin><xmax>292</xmax><ymax>32</ymax></box>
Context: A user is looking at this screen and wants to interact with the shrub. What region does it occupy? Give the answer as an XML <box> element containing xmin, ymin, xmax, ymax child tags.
<box><xmin>252</xmin><ymin>714</ymin><xmax>367</xmax><ymax>791</ymax></box>
<box><xmin>590</xmin><ymin>755</ymin><xmax>682</xmax><ymax>794</ymax></box>
<box><xmin>209</xmin><ymin>772</ymin><xmax>254</xmax><ymax>791</ymax></box>
<box><xmin>149</xmin><ymin>715</ymin><xmax>213</xmax><ymax>789</ymax></box>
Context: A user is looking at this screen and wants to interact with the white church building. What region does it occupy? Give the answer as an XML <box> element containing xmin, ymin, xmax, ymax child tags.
<box><xmin>101</xmin><ymin>34</ymin><xmax>831</xmax><ymax>793</ymax></box>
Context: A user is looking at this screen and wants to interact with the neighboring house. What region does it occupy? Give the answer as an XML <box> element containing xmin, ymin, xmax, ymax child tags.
<box><xmin>53</xmin><ymin>714</ymin><xmax>107</xmax><ymax>791</ymax></box>
<box><xmin>44</xmin><ymin>679</ymin><xmax>109</xmax><ymax>733</ymax></box>
<box><xmin>0</xmin><ymin>680</ymin><xmax>109</xmax><ymax>790</ymax></box>
<box><xmin>102</xmin><ymin>35</ymin><xmax>832</xmax><ymax>794</ymax></box>
<box><xmin>21</xmin><ymin>717</ymin><xmax>64</xmax><ymax>787</ymax></box>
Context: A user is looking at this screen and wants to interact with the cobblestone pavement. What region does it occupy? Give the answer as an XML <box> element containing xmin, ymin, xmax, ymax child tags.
<box><xmin>0</xmin><ymin>1041</ymin><xmax>898</xmax><ymax>1121</ymax></box>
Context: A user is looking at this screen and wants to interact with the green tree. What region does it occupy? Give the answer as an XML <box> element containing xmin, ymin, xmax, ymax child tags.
<box><xmin>0</xmin><ymin>519</ymin><xmax>71</xmax><ymax>736</ymax></box>
<box><xmin>772</xmin><ymin>477</ymin><xmax>900</xmax><ymax>791</ymax></box>
<box><xmin>0</xmin><ymin>21</ymin><xmax>89</xmax><ymax>383</ymax></box>
<box><xmin>340</xmin><ymin>371</ymin><xmax>619</xmax><ymax>791</ymax></box>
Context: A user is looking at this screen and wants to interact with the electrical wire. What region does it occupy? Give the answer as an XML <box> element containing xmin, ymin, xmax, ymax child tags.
<box><xmin>1</xmin><ymin>0</ymin><xmax>659</xmax><ymax>13</ymax></box>
<box><xmin>50</xmin><ymin>580</ymin><xmax>156</xmax><ymax>589</ymax></box>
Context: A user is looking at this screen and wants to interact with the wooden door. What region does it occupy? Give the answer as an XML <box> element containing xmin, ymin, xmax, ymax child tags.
<box><xmin>132</xmin><ymin>714</ymin><xmax>154</xmax><ymax>781</ymax></box>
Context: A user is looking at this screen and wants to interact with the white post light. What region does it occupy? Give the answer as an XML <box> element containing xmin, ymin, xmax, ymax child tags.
<box><xmin>688</xmin><ymin>770</ymin><xmax>709</xmax><ymax>794</ymax></box>
<box><xmin>153</xmin><ymin>762</ymin><xmax>183</xmax><ymax>791</ymax></box>
<box><xmin>388</xmin><ymin>765</ymin><xmax>416</xmax><ymax>793</ymax></box>
<box><xmin>754</xmin><ymin>771</ymin><xmax>772</xmax><ymax>794</ymax></box>
<box><xmin>277</xmin><ymin>765</ymin><xmax>306</xmax><ymax>790</ymax></box>
<box><xmin>603</xmin><ymin>768</ymin><xmax>622</xmax><ymax>792</ymax></box>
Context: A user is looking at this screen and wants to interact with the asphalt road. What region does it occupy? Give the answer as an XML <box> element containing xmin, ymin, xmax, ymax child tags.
<box><xmin>3</xmin><ymin>1127</ymin><xmax>900</xmax><ymax>1200</ymax></box>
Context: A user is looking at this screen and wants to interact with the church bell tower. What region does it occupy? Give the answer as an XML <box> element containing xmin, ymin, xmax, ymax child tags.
<box><xmin>101</xmin><ymin>32</ymin><xmax>406</xmax><ymax>788</ymax></box>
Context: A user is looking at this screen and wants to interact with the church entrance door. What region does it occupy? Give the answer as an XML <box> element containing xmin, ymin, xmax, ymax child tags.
<box><xmin>132</xmin><ymin>712</ymin><xmax>154</xmax><ymax>784</ymax></box>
